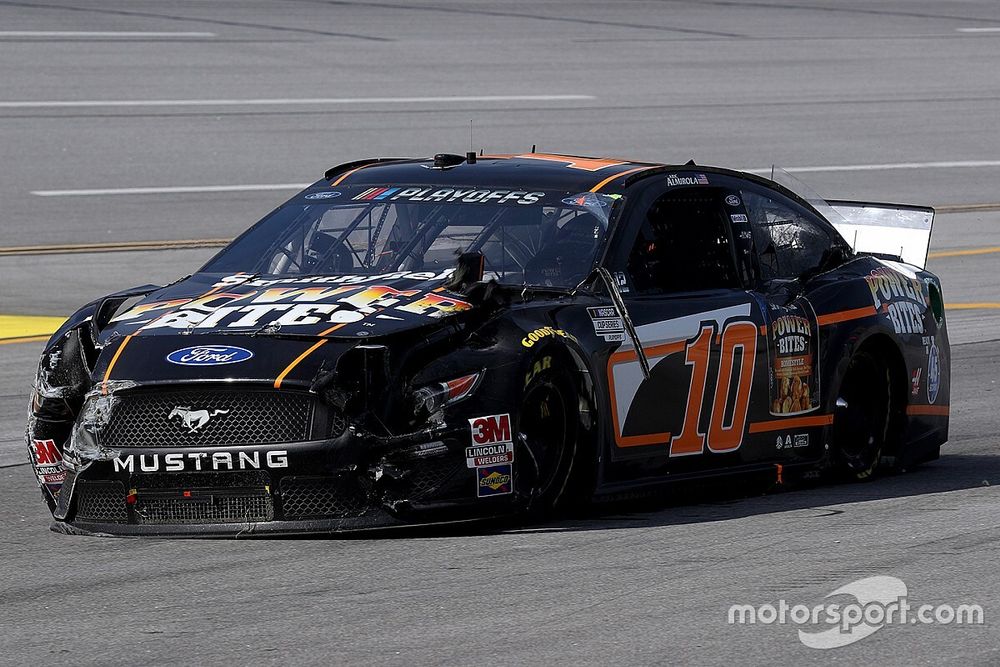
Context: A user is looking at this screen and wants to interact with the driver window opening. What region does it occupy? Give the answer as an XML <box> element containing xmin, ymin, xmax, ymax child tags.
<box><xmin>626</xmin><ymin>188</ymin><xmax>740</xmax><ymax>295</ymax></box>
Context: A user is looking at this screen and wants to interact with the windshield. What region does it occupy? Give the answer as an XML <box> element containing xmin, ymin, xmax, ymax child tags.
<box><xmin>202</xmin><ymin>186</ymin><xmax>618</xmax><ymax>289</ymax></box>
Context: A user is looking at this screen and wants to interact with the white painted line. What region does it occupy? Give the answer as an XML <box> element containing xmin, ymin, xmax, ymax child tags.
<box><xmin>32</xmin><ymin>184</ymin><xmax>311</xmax><ymax>197</ymax></box>
<box><xmin>956</xmin><ymin>27</ymin><xmax>1000</xmax><ymax>33</ymax></box>
<box><xmin>33</xmin><ymin>159</ymin><xmax>1000</xmax><ymax>198</ymax></box>
<box><xmin>744</xmin><ymin>160</ymin><xmax>1000</xmax><ymax>175</ymax></box>
<box><xmin>0</xmin><ymin>31</ymin><xmax>217</xmax><ymax>37</ymax></box>
<box><xmin>0</xmin><ymin>94</ymin><xmax>595</xmax><ymax>110</ymax></box>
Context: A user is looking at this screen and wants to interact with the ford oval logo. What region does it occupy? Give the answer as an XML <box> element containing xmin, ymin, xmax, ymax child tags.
<box><xmin>166</xmin><ymin>345</ymin><xmax>253</xmax><ymax>366</ymax></box>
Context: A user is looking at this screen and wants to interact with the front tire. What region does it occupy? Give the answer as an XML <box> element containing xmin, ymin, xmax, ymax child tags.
<box><xmin>517</xmin><ymin>363</ymin><xmax>579</xmax><ymax>509</ymax></box>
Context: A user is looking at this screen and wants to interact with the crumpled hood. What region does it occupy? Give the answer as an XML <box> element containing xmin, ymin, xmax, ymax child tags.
<box><xmin>98</xmin><ymin>270</ymin><xmax>474</xmax><ymax>344</ymax></box>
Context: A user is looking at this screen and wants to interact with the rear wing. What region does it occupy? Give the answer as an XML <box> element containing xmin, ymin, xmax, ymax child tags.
<box><xmin>826</xmin><ymin>200</ymin><xmax>935</xmax><ymax>269</ymax></box>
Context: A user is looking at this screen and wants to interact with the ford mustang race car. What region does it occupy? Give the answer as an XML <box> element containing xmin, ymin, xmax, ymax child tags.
<box><xmin>26</xmin><ymin>152</ymin><xmax>950</xmax><ymax>536</ymax></box>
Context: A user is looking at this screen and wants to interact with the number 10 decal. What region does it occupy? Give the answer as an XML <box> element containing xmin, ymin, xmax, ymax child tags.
<box><xmin>670</xmin><ymin>320</ymin><xmax>758</xmax><ymax>457</ymax></box>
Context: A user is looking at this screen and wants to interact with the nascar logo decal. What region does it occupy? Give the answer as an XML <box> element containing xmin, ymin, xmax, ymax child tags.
<box><xmin>166</xmin><ymin>345</ymin><xmax>253</xmax><ymax>366</ymax></box>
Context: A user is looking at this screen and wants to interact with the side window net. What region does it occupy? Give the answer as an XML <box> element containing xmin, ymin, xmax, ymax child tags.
<box><xmin>626</xmin><ymin>189</ymin><xmax>739</xmax><ymax>295</ymax></box>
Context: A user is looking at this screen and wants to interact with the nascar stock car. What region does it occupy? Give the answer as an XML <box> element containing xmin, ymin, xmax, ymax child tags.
<box><xmin>27</xmin><ymin>152</ymin><xmax>949</xmax><ymax>536</ymax></box>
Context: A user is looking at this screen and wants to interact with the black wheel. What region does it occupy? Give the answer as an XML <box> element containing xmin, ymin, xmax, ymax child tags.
<box><xmin>517</xmin><ymin>362</ymin><xmax>579</xmax><ymax>509</ymax></box>
<box><xmin>832</xmin><ymin>350</ymin><xmax>892</xmax><ymax>480</ymax></box>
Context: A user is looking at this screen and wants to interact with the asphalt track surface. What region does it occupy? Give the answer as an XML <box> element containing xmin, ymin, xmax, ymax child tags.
<box><xmin>2</xmin><ymin>1</ymin><xmax>1000</xmax><ymax>664</ymax></box>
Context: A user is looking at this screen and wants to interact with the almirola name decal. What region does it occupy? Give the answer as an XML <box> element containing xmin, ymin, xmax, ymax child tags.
<box><xmin>110</xmin><ymin>281</ymin><xmax>472</xmax><ymax>331</ymax></box>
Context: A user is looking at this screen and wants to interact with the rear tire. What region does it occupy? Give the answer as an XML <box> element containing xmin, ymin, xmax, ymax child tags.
<box><xmin>832</xmin><ymin>350</ymin><xmax>892</xmax><ymax>480</ymax></box>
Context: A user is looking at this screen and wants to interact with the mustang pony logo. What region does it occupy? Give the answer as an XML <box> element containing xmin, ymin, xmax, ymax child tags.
<box><xmin>168</xmin><ymin>406</ymin><xmax>229</xmax><ymax>433</ymax></box>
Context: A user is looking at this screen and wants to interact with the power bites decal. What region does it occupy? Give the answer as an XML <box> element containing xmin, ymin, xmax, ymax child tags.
<box><xmin>767</xmin><ymin>302</ymin><xmax>820</xmax><ymax>415</ymax></box>
<box><xmin>354</xmin><ymin>186</ymin><xmax>544</xmax><ymax>205</ymax></box>
<box><xmin>865</xmin><ymin>262</ymin><xmax>928</xmax><ymax>335</ymax></box>
<box><xmin>111</xmin><ymin>282</ymin><xmax>473</xmax><ymax>332</ymax></box>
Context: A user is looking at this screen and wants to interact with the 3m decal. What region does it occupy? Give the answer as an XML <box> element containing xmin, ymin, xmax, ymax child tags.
<box><xmin>666</xmin><ymin>174</ymin><xmax>709</xmax><ymax>187</ymax></box>
<box><xmin>477</xmin><ymin>464</ymin><xmax>513</xmax><ymax>497</ymax></box>
<box><xmin>469</xmin><ymin>414</ymin><xmax>512</xmax><ymax>445</ymax></box>
<box><xmin>865</xmin><ymin>265</ymin><xmax>928</xmax><ymax>335</ymax></box>
<box><xmin>466</xmin><ymin>442</ymin><xmax>515</xmax><ymax>468</ymax></box>
<box><xmin>31</xmin><ymin>438</ymin><xmax>61</xmax><ymax>466</ymax></box>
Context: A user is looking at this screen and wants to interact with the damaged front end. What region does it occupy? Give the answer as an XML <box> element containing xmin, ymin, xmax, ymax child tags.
<box><xmin>33</xmin><ymin>289</ymin><xmax>524</xmax><ymax>536</ymax></box>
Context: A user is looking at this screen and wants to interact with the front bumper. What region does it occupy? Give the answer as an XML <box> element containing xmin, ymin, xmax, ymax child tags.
<box><xmin>52</xmin><ymin>424</ymin><xmax>521</xmax><ymax>536</ymax></box>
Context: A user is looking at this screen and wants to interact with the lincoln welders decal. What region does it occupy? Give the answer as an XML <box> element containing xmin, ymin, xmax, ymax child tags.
<box><xmin>767</xmin><ymin>301</ymin><xmax>820</xmax><ymax>415</ymax></box>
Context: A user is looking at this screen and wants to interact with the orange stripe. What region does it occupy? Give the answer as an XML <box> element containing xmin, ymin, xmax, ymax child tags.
<box><xmin>273</xmin><ymin>323</ymin><xmax>347</xmax><ymax>389</ymax></box>
<box><xmin>748</xmin><ymin>414</ymin><xmax>834</xmax><ymax>434</ymax></box>
<box><xmin>330</xmin><ymin>164</ymin><xmax>372</xmax><ymax>187</ymax></box>
<box><xmin>816</xmin><ymin>306</ymin><xmax>878</xmax><ymax>326</ymax></box>
<box><xmin>101</xmin><ymin>334</ymin><xmax>134</xmax><ymax>395</ymax></box>
<box><xmin>906</xmin><ymin>405</ymin><xmax>950</xmax><ymax>416</ymax></box>
<box><xmin>590</xmin><ymin>166</ymin><xmax>657</xmax><ymax>193</ymax></box>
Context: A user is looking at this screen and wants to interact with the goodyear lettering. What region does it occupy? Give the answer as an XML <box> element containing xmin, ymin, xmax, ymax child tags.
<box><xmin>524</xmin><ymin>355</ymin><xmax>552</xmax><ymax>386</ymax></box>
<box><xmin>521</xmin><ymin>327</ymin><xmax>571</xmax><ymax>348</ymax></box>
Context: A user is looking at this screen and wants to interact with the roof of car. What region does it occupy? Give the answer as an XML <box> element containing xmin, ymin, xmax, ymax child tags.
<box><xmin>316</xmin><ymin>153</ymin><xmax>667</xmax><ymax>194</ymax></box>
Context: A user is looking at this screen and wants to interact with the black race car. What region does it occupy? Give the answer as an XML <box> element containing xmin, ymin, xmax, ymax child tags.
<box><xmin>27</xmin><ymin>152</ymin><xmax>950</xmax><ymax>536</ymax></box>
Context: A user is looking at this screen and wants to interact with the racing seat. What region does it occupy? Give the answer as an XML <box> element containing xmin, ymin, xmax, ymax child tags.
<box><xmin>522</xmin><ymin>214</ymin><xmax>601</xmax><ymax>287</ymax></box>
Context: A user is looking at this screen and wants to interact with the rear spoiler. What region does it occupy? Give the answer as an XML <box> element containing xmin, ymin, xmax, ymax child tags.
<box><xmin>826</xmin><ymin>200</ymin><xmax>935</xmax><ymax>269</ymax></box>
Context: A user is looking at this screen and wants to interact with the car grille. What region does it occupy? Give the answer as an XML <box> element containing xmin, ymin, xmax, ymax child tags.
<box><xmin>133</xmin><ymin>471</ymin><xmax>274</xmax><ymax>525</ymax></box>
<box><xmin>280</xmin><ymin>476</ymin><xmax>372</xmax><ymax>519</ymax></box>
<box><xmin>101</xmin><ymin>387</ymin><xmax>330</xmax><ymax>448</ymax></box>
<box><xmin>75</xmin><ymin>480</ymin><xmax>128</xmax><ymax>523</ymax></box>
<box><xmin>407</xmin><ymin>457</ymin><xmax>462</xmax><ymax>499</ymax></box>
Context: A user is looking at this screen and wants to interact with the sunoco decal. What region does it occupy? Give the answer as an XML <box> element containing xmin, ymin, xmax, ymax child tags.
<box><xmin>167</xmin><ymin>345</ymin><xmax>253</xmax><ymax>366</ymax></box>
<box><xmin>477</xmin><ymin>464</ymin><xmax>513</xmax><ymax>497</ymax></box>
